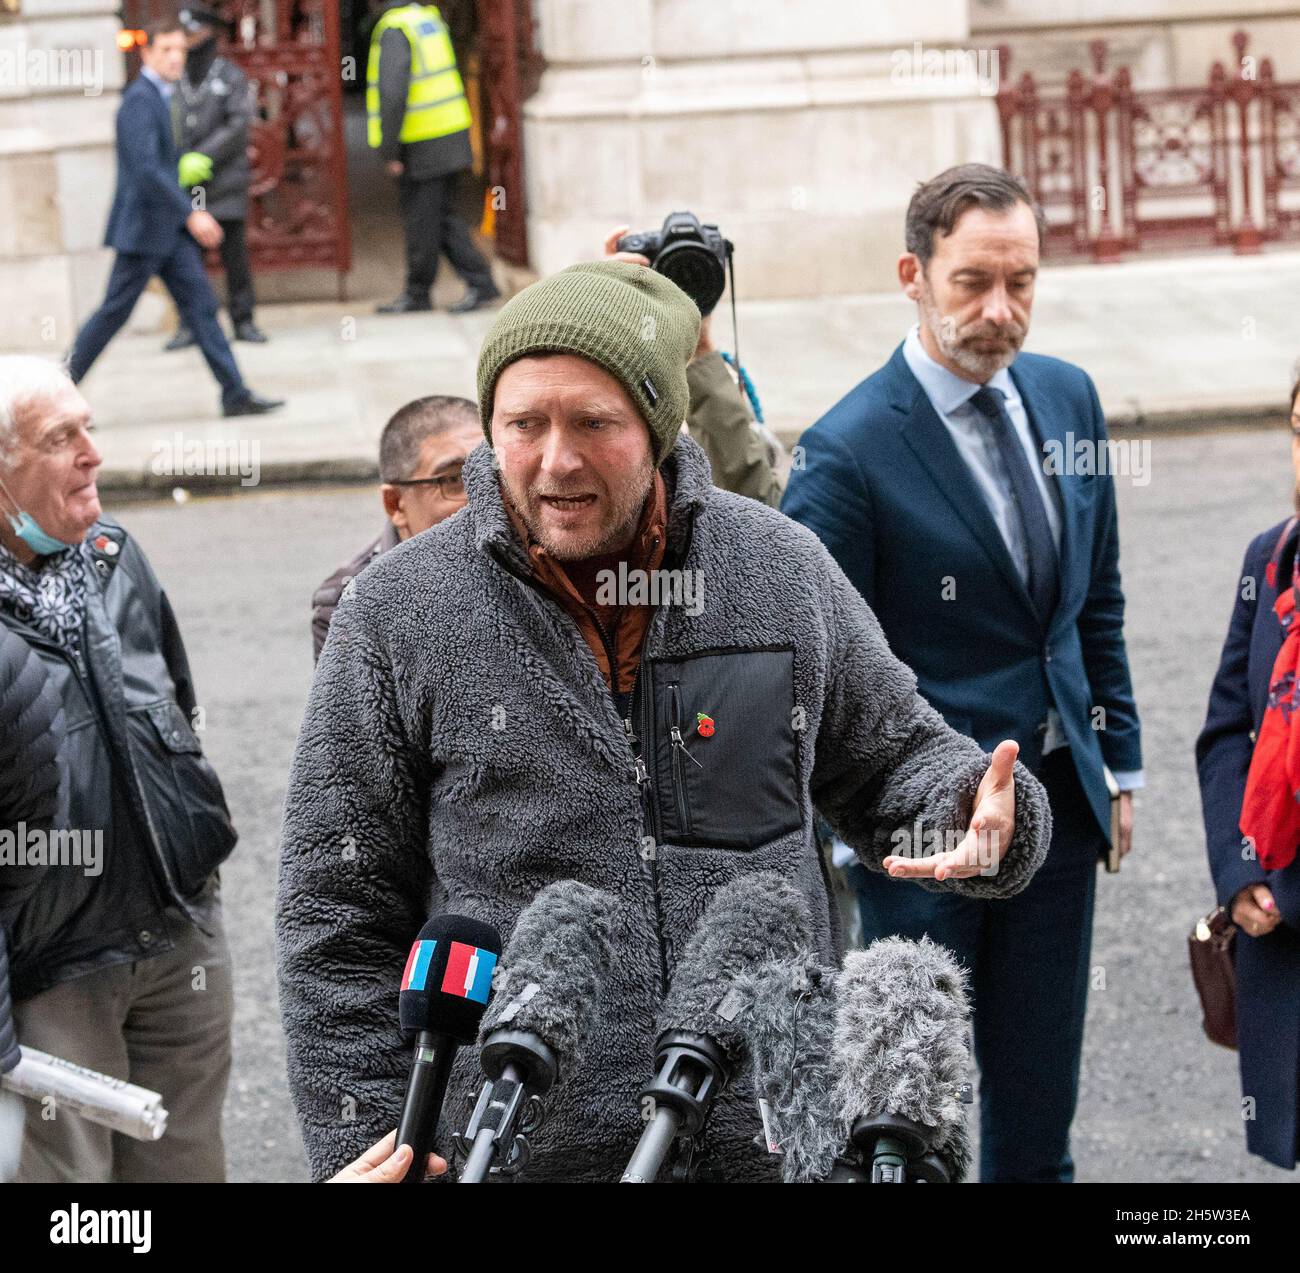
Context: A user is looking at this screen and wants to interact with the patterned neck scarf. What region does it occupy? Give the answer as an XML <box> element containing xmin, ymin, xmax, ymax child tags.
<box><xmin>1241</xmin><ymin>517</ymin><xmax>1300</xmax><ymax>870</ymax></box>
<box><xmin>0</xmin><ymin>537</ymin><xmax>87</xmax><ymax>653</ymax></box>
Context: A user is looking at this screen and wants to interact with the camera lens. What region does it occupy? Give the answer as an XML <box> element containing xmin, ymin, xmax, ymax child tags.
<box><xmin>657</xmin><ymin>244</ymin><xmax>726</xmax><ymax>316</ymax></box>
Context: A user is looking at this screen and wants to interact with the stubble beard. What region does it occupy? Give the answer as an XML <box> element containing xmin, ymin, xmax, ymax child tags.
<box><xmin>503</xmin><ymin>452</ymin><xmax>655</xmax><ymax>562</ymax></box>
<box><xmin>919</xmin><ymin>279</ymin><xmax>1026</xmax><ymax>382</ymax></box>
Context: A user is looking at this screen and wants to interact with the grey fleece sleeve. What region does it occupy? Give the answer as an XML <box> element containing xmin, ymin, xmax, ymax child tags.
<box><xmin>276</xmin><ymin>588</ymin><xmax>434</xmax><ymax>1180</ymax></box>
<box><xmin>810</xmin><ymin>556</ymin><xmax>1051</xmax><ymax>900</ymax></box>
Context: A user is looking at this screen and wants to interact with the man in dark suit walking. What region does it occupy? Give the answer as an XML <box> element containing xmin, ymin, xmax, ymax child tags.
<box><xmin>68</xmin><ymin>20</ymin><xmax>281</xmax><ymax>418</ymax></box>
<box><xmin>782</xmin><ymin>164</ymin><xmax>1143</xmax><ymax>1182</ymax></box>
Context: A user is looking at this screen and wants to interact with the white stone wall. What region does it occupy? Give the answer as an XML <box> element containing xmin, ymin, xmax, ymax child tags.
<box><xmin>972</xmin><ymin>0</ymin><xmax>1299</xmax><ymax>24</ymax></box>
<box><xmin>971</xmin><ymin>0</ymin><xmax>1300</xmax><ymax>88</ymax></box>
<box><xmin>0</xmin><ymin>0</ymin><xmax>122</xmax><ymax>352</ymax></box>
<box><xmin>524</xmin><ymin>0</ymin><xmax>1003</xmax><ymax>297</ymax></box>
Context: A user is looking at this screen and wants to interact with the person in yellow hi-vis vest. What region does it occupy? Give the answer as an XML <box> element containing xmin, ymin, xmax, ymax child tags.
<box><xmin>367</xmin><ymin>1</ymin><xmax>499</xmax><ymax>314</ymax></box>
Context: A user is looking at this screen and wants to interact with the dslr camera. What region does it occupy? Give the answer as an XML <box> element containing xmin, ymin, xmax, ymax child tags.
<box><xmin>616</xmin><ymin>211</ymin><xmax>734</xmax><ymax>316</ymax></box>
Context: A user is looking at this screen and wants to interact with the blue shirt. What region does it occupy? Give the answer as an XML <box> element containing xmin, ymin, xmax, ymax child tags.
<box><xmin>139</xmin><ymin>65</ymin><xmax>175</xmax><ymax>101</ymax></box>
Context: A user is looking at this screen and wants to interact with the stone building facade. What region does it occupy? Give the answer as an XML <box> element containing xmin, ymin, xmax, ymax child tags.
<box><xmin>0</xmin><ymin>0</ymin><xmax>122</xmax><ymax>352</ymax></box>
<box><xmin>522</xmin><ymin>0</ymin><xmax>1300</xmax><ymax>296</ymax></box>
<box><xmin>3</xmin><ymin>0</ymin><xmax>1300</xmax><ymax>351</ymax></box>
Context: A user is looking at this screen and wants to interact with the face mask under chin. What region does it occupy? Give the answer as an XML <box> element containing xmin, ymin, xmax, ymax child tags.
<box><xmin>8</xmin><ymin>511</ymin><xmax>73</xmax><ymax>557</ymax></box>
<box><xmin>0</xmin><ymin>476</ymin><xmax>74</xmax><ymax>557</ymax></box>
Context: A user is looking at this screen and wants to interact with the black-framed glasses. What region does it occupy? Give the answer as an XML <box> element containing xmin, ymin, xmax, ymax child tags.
<box><xmin>388</xmin><ymin>468</ymin><xmax>465</xmax><ymax>497</ymax></box>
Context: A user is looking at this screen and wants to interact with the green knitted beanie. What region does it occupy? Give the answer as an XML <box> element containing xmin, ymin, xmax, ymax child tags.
<box><xmin>476</xmin><ymin>260</ymin><xmax>701</xmax><ymax>464</ymax></box>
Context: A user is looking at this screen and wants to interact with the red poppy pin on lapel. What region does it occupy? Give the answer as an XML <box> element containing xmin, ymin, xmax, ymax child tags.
<box><xmin>696</xmin><ymin>713</ymin><xmax>715</xmax><ymax>738</ymax></box>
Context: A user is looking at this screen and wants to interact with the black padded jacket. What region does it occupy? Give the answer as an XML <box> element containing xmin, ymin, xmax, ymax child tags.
<box><xmin>0</xmin><ymin>625</ymin><xmax>64</xmax><ymax>1069</ymax></box>
<box><xmin>0</xmin><ymin>519</ymin><xmax>235</xmax><ymax>1003</ymax></box>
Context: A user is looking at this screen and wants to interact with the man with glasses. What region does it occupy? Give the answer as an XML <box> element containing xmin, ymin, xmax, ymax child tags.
<box><xmin>312</xmin><ymin>395</ymin><xmax>480</xmax><ymax>661</ymax></box>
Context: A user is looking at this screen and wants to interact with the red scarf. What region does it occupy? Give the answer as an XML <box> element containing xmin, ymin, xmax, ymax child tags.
<box><xmin>1241</xmin><ymin>518</ymin><xmax>1300</xmax><ymax>870</ymax></box>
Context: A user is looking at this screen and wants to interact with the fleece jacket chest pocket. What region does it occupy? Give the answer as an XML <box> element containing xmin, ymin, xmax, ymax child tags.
<box><xmin>648</xmin><ymin>646</ymin><xmax>801</xmax><ymax>849</ymax></box>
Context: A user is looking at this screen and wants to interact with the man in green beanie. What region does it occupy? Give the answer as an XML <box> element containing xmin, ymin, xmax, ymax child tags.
<box><xmin>277</xmin><ymin>260</ymin><xmax>1054</xmax><ymax>1183</ymax></box>
<box><xmin>477</xmin><ymin>260</ymin><xmax>696</xmax><ymax>565</ymax></box>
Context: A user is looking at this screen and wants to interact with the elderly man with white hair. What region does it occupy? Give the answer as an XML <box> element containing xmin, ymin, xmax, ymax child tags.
<box><xmin>0</xmin><ymin>356</ymin><xmax>238</xmax><ymax>1182</ymax></box>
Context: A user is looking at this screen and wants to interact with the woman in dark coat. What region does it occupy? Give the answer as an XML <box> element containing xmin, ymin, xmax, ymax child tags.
<box><xmin>0</xmin><ymin>624</ymin><xmax>65</xmax><ymax>1074</ymax></box>
<box><xmin>1196</xmin><ymin>377</ymin><xmax>1300</xmax><ymax>1171</ymax></box>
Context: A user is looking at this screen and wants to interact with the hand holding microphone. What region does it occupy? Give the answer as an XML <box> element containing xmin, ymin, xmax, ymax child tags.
<box><xmin>328</xmin><ymin>1130</ymin><xmax>447</xmax><ymax>1183</ymax></box>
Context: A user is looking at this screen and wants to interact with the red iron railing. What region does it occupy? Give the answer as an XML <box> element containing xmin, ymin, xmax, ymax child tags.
<box><xmin>998</xmin><ymin>32</ymin><xmax>1300</xmax><ymax>261</ymax></box>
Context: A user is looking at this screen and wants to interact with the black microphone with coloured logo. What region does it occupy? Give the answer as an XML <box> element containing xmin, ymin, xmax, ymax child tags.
<box><xmin>394</xmin><ymin>913</ymin><xmax>501</xmax><ymax>1183</ymax></box>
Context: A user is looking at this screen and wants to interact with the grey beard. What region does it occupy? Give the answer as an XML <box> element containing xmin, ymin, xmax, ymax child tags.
<box><xmin>920</xmin><ymin>288</ymin><xmax>1022</xmax><ymax>381</ymax></box>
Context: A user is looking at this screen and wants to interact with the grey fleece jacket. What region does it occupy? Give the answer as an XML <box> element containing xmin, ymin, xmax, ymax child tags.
<box><xmin>276</xmin><ymin>433</ymin><xmax>1051</xmax><ymax>1182</ymax></box>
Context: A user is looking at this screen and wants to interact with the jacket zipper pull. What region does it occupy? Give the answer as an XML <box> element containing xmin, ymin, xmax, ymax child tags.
<box><xmin>634</xmin><ymin>755</ymin><xmax>651</xmax><ymax>787</ymax></box>
<box><xmin>669</xmin><ymin>724</ymin><xmax>704</xmax><ymax>769</ymax></box>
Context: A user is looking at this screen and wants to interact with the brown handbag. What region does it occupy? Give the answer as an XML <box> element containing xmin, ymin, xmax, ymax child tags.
<box><xmin>1189</xmin><ymin>906</ymin><xmax>1237</xmax><ymax>1049</ymax></box>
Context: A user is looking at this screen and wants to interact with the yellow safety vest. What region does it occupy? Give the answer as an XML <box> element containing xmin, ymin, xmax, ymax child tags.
<box><xmin>366</xmin><ymin>3</ymin><xmax>471</xmax><ymax>148</ymax></box>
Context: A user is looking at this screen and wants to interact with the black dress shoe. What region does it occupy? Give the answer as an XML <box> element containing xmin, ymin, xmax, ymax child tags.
<box><xmin>223</xmin><ymin>391</ymin><xmax>285</xmax><ymax>417</ymax></box>
<box><xmin>165</xmin><ymin>327</ymin><xmax>196</xmax><ymax>352</ymax></box>
<box><xmin>447</xmin><ymin>285</ymin><xmax>502</xmax><ymax>315</ymax></box>
<box><xmin>234</xmin><ymin>320</ymin><xmax>269</xmax><ymax>343</ymax></box>
<box><xmin>376</xmin><ymin>294</ymin><xmax>433</xmax><ymax>314</ymax></box>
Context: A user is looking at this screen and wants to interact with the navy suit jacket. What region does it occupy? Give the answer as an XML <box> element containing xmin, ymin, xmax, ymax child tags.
<box><xmin>104</xmin><ymin>74</ymin><xmax>194</xmax><ymax>256</ymax></box>
<box><xmin>782</xmin><ymin>343</ymin><xmax>1142</xmax><ymax>842</ymax></box>
<box><xmin>1196</xmin><ymin>519</ymin><xmax>1300</xmax><ymax>1169</ymax></box>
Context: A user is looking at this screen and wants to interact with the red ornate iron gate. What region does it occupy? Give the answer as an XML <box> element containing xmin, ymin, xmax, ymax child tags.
<box><xmin>997</xmin><ymin>33</ymin><xmax>1300</xmax><ymax>262</ymax></box>
<box><xmin>123</xmin><ymin>0</ymin><xmax>352</xmax><ymax>289</ymax></box>
<box><xmin>476</xmin><ymin>0</ymin><xmax>541</xmax><ymax>267</ymax></box>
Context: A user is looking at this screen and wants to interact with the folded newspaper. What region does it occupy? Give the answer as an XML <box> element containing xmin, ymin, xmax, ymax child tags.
<box><xmin>1</xmin><ymin>1047</ymin><xmax>168</xmax><ymax>1141</ymax></box>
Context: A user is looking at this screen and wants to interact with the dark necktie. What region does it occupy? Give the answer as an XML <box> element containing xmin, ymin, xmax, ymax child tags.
<box><xmin>968</xmin><ymin>384</ymin><xmax>1059</xmax><ymax>624</ymax></box>
<box><xmin>169</xmin><ymin>89</ymin><xmax>184</xmax><ymax>151</ymax></box>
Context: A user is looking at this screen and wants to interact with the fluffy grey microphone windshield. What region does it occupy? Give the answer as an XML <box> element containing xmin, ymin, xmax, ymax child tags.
<box><xmin>656</xmin><ymin>872</ymin><xmax>815</xmax><ymax>1057</ymax></box>
<box><xmin>830</xmin><ymin>936</ymin><xmax>973</xmax><ymax>1182</ymax></box>
<box><xmin>731</xmin><ymin>952</ymin><xmax>839</xmax><ymax>1183</ymax></box>
<box><xmin>478</xmin><ymin>880</ymin><xmax>616</xmax><ymax>1064</ymax></box>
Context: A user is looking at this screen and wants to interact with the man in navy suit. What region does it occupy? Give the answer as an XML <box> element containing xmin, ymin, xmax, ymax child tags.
<box><xmin>68</xmin><ymin>21</ymin><xmax>282</xmax><ymax>418</ymax></box>
<box><xmin>782</xmin><ymin>164</ymin><xmax>1143</xmax><ymax>1182</ymax></box>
